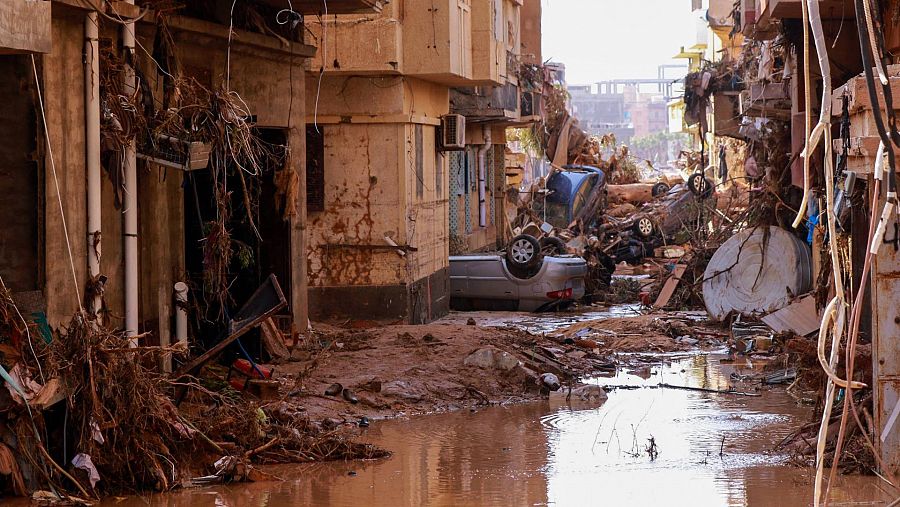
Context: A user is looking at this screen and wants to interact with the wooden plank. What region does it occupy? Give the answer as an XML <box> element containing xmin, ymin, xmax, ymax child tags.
<box><xmin>260</xmin><ymin>318</ymin><xmax>290</xmax><ymax>360</ymax></box>
<box><xmin>172</xmin><ymin>275</ymin><xmax>286</xmax><ymax>381</ymax></box>
<box><xmin>654</xmin><ymin>264</ymin><xmax>687</xmax><ymax>309</ymax></box>
<box><xmin>761</xmin><ymin>295</ymin><xmax>821</xmax><ymax>336</ymax></box>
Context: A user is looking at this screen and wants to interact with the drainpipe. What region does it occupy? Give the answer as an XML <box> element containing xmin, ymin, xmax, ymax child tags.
<box><xmin>174</xmin><ymin>282</ymin><xmax>188</xmax><ymax>347</ymax></box>
<box><xmin>123</xmin><ymin>2</ymin><xmax>139</xmax><ymax>344</ymax></box>
<box><xmin>85</xmin><ymin>12</ymin><xmax>102</xmax><ymax>315</ymax></box>
<box><xmin>477</xmin><ymin>125</ymin><xmax>492</xmax><ymax>228</ymax></box>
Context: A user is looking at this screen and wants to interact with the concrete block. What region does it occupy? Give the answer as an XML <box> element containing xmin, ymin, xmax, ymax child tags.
<box><xmin>0</xmin><ymin>0</ymin><xmax>51</xmax><ymax>54</ymax></box>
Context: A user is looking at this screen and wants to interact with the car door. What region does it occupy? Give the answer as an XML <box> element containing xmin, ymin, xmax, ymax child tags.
<box><xmin>466</xmin><ymin>257</ymin><xmax>519</xmax><ymax>301</ymax></box>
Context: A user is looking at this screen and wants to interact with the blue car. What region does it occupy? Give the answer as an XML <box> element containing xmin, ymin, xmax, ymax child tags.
<box><xmin>543</xmin><ymin>165</ymin><xmax>607</xmax><ymax>229</ymax></box>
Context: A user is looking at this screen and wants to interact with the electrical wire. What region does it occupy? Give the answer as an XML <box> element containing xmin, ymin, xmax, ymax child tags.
<box><xmin>314</xmin><ymin>0</ymin><xmax>329</xmax><ymax>133</ymax></box>
<box><xmin>792</xmin><ymin>0</ymin><xmax>813</xmax><ymax>230</ymax></box>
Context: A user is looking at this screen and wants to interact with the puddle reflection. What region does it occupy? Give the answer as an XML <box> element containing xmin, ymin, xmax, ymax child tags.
<box><xmin>99</xmin><ymin>355</ymin><xmax>889</xmax><ymax>506</ymax></box>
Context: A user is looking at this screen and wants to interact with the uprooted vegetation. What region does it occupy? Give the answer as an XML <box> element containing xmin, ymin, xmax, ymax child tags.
<box><xmin>0</xmin><ymin>297</ymin><xmax>387</xmax><ymax>499</ymax></box>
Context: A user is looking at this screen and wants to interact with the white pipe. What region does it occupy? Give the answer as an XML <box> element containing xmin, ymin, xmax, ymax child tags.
<box><xmin>174</xmin><ymin>282</ymin><xmax>188</xmax><ymax>346</ymax></box>
<box><xmin>123</xmin><ymin>2</ymin><xmax>139</xmax><ymax>344</ymax></box>
<box><xmin>85</xmin><ymin>12</ymin><xmax>102</xmax><ymax>315</ymax></box>
<box><xmin>477</xmin><ymin>125</ymin><xmax>492</xmax><ymax>228</ymax></box>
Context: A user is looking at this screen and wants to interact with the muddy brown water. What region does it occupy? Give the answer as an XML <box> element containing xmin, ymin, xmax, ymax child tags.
<box><xmin>98</xmin><ymin>352</ymin><xmax>888</xmax><ymax>507</ymax></box>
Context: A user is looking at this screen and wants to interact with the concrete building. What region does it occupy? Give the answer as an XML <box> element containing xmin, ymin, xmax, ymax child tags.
<box><xmin>0</xmin><ymin>0</ymin><xmax>381</xmax><ymax>367</ymax></box>
<box><xmin>304</xmin><ymin>0</ymin><xmax>543</xmax><ymax>323</ymax></box>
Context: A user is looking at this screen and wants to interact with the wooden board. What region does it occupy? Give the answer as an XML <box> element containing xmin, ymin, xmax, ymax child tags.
<box><xmin>654</xmin><ymin>264</ymin><xmax>687</xmax><ymax>309</ymax></box>
<box><xmin>260</xmin><ymin>318</ymin><xmax>290</xmax><ymax>360</ymax></box>
<box><xmin>172</xmin><ymin>275</ymin><xmax>286</xmax><ymax>381</ymax></box>
<box><xmin>762</xmin><ymin>295</ymin><xmax>821</xmax><ymax>336</ymax></box>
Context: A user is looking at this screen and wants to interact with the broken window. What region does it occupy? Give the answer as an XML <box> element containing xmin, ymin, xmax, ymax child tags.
<box><xmin>306</xmin><ymin>126</ymin><xmax>325</xmax><ymax>212</ymax></box>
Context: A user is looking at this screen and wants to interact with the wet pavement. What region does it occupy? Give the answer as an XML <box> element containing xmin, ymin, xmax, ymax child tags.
<box><xmin>103</xmin><ymin>353</ymin><xmax>889</xmax><ymax>506</ymax></box>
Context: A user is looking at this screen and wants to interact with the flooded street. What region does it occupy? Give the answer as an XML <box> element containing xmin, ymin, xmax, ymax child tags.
<box><xmin>105</xmin><ymin>353</ymin><xmax>887</xmax><ymax>507</ymax></box>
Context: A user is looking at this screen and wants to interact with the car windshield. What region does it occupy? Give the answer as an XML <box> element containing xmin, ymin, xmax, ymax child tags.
<box><xmin>545</xmin><ymin>201</ymin><xmax>568</xmax><ymax>228</ymax></box>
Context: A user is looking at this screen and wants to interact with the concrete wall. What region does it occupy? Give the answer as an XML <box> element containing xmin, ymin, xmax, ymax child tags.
<box><xmin>42</xmin><ymin>11</ymin><xmax>88</xmax><ymax>327</ymax></box>
<box><xmin>38</xmin><ymin>8</ymin><xmax>308</xmax><ymax>339</ymax></box>
<box><xmin>520</xmin><ymin>0</ymin><xmax>541</xmax><ymax>65</ymax></box>
<box><xmin>305</xmin><ymin>74</ymin><xmax>451</xmax><ymax>322</ymax></box>
<box><xmin>306</xmin><ymin>1</ymin><xmax>402</xmax><ymax>75</ymax></box>
<box><xmin>403</xmin><ymin>0</ymin><xmax>473</xmax><ymax>84</ymax></box>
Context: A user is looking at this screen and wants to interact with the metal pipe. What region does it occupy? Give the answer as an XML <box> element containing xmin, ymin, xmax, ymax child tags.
<box><xmin>123</xmin><ymin>2</ymin><xmax>138</xmax><ymax>344</ymax></box>
<box><xmin>477</xmin><ymin>125</ymin><xmax>492</xmax><ymax>228</ymax></box>
<box><xmin>85</xmin><ymin>12</ymin><xmax>102</xmax><ymax>315</ymax></box>
<box><xmin>174</xmin><ymin>282</ymin><xmax>188</xmax><ymax>346</ymax></box>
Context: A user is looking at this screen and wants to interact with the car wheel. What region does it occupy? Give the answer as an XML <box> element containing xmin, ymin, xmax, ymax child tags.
<box><xmin>687</xmin><ymin>173</ymin><xmax>713</xmax><ymax>199</ymax></box>
<box><xmin>539</xmin><ymin>236</ymin><xmax>568</xmax><ymax>256</ymax></box>
<box><xmin>633</xmin><ymin>217</ymin><xmax>655</xmax><ymax>238</ymax></box>
<box><xmin>507</xmin><ymin>234</ymin><xmax>542</xmax><ymax>270</ymax></box>
<box><xmin>651</xmin><ymin>182</ymin><xmax>670</xmax><ymax>197</ymax></box>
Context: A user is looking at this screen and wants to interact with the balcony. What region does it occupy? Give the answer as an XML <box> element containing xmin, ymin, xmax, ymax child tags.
<box><xmin>0</xmin><ymin>0</ymin><xmax>51</xmax><ymax>54</ymax></box>
<box><xmin>404</xmin><ymin>0</ymin><xmax>473</xmax><ymax>85</ymax></box>
<box><xmin>470</xmin><ymin>0</ymin><xmax>504</xmax><ymax>85</ymax></box>
<box><xmin>306</xmin><ymin>2</ymin><xmax>402</xmax><ymax>75</ymax></box>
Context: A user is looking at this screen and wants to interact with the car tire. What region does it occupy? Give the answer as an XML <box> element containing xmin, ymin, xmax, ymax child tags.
<box><xmin>539</xmin><ymin>236</ymin><xmax>568</xmax><ymax>256</ymax></box>
<box><xmin>507</xmin><ymin>234</ymin><xmax>542</xmax><ymax>271</ymax></box>
<box><xmin>651</xmin><ymin>182</ymin><xmax>670</xmax><ymax>197</ymax></box>
<box><xmin>687</xmin><ymin>173</ymin><xmax>714</xmax><ymax>199</ymax></box>
<box><xmin>633</xmin><ymin>216</ymin><xmax>655</xmax><ymax>239</ymax></box>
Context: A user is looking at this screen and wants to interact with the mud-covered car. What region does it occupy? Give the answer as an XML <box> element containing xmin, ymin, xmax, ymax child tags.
<box><xmin>601</xmin><ymin>174</ymin><xmax>715</xmax><ymax>263</ymax></box>
<box><xmin>541</xmin><ymin>165</ymin><xmax>608</xmax><ymax>229</ymax></box>
<box><xmin>449</xmin><ymin>234</ymin><xmax>587</xmax><ymax>312</ymax></box>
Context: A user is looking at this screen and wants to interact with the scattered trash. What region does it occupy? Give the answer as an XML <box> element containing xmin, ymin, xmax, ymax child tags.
<box><xmin>764</xmin><ymin>368</ymin><xmax>798</xmax><ymax>385</ymax></box>
<box><xmin>342</xmin><ymin>388</ymin><xmax>359</xmax><ymax>404</ymax></box>
<box><xmin>71</xmin><ymin>453</ymin><xmax>101</xmax><ymax>489</ymax></box>
<box><xmin>539</xmin><ymin>373</ymin><xmax>561</xmax><ymax>392</ymax></box>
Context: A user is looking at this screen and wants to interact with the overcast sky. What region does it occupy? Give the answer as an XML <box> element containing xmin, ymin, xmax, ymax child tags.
<box><xmin>542</xmin><ymin>0</ymin><xmax>697</xmax><ymax>86</ymax></box>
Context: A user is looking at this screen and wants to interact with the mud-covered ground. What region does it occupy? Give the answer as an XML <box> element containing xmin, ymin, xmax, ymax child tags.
<box><xmin>267</xmin><ymin>306</ymin><xmax>731</xmax><ymax>424</ymax></box>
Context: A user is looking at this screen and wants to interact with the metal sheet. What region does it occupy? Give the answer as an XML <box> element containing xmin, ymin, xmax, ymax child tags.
<box><xmin>872</xmin><ymin>209</ymin><xmax>900</xmax><ymax>475</ymax></box>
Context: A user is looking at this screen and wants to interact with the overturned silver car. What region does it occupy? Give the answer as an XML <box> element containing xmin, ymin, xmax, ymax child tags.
<box><xmin>449</xmin><ymin>235</ymin><xmax>588</xmax><ymax>312</ymax></box>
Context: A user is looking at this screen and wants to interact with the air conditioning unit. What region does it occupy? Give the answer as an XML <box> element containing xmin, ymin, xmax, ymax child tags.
<box><xmin>441</xmin><ymin>114</ymin><xmax>466</xmax><ymax>151</ymax></box>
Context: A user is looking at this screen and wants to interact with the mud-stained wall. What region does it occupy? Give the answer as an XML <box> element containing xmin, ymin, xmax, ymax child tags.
<box><xmin>42</xmin><ymin>12</ymin><xmax>88</xmax><ymax>327</ymax></box>
<box><xmin>305</xmin><ymin>74</ymin><xmax>450</xmax><ymax>290</ymax></box>
<box><xmin>307</xmin><ymin>122</ymin><xmax>406</xmax><ymax>287</ymax></box>
<box><xmin>520</xmin><ymin>0</ymin><xmax>542</xmax><ymax>65</ymax></box>
<box><xmin>39</xmin><ymin>10</ymin><xmax>308</xmax><ymax>332</ymax></box>
<box><xmin>306</xmin><ymin>1</ymin><xmax>402</xmax><ymax>75</ymax></box>
<box><xmin>402</xmin><ymin>123</ymin><xmax>450</xmax><ymax>285</ymax></box>
<box><xmin>404</xmin><ymin>0</ymin><xmax>473</xmax><ymax>83</ymax></box>
<box><xmin>308</xmin><ymin>74</ymin><xmax>448</xmax><ymax>121</ymax></box>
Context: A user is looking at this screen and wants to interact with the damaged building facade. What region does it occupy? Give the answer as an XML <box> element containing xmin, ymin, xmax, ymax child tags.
<box><xmin>304</xmin><ymin>0</ymin><xmax>544</xmax><ymax>324</ymax></box>
<box><xmin>0</xmin><ymin>0</ymin><xmax>383</xmax><ymax>363</ymax></box>
<box><xmin>679</xmin><ymin>0</ymin><xmax>900</xmax><ymax>481</ymax></box>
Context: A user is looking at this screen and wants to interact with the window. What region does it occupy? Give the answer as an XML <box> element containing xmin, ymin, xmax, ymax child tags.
<box><xmin>415</xmin><ymin>124</ymin><xmax>424</xmax><ymax>198</ymax></box>
<box><xmin>306</xmin><ymin>126</ymin><xmax>325</xmax><ymax>212</ymax></box>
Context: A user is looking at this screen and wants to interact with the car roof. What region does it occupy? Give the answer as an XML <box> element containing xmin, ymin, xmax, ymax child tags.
<box><xmin>547</xmin><ymin>171</ymin><xmax>596</xmax><ymax>203</ymax></box>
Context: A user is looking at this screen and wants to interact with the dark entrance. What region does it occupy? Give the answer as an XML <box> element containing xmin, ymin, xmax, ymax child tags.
<box><xmin>183</xmin><ymin>128</ymin><xmax>291</xmax><ymax>355</ymax></box>
<box><xmin>0</xmin><ymin>55</ymin><xmax>41</xmax><ymax>297</ymax></box>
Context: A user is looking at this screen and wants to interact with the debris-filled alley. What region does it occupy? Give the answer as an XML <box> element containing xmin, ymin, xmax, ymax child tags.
<box><xmin>2</xmin><ymin>0</ymin><xmax>900</xmax><ymax>505</ymax></box>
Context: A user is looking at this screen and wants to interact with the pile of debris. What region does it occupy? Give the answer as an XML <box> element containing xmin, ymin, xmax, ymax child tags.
<box><xmin>0</xmin><ymin>281</ymin><xmax>386</xmax><ymax>500</ymax></box>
